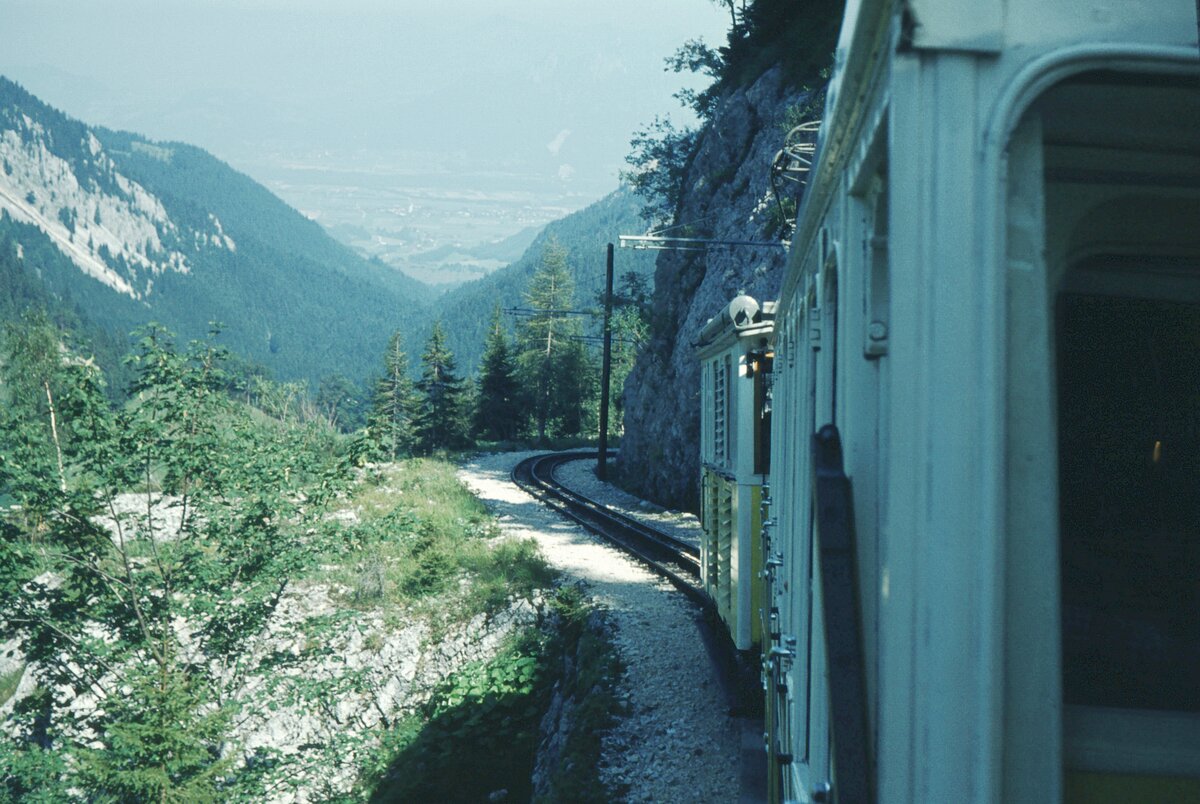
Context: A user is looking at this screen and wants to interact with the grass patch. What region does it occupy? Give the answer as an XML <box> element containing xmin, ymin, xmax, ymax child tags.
<box><xmin>304</xmin><ymin>458</ymin><xmax>625</xmax><ymax>800</ymax></box>
<box><xmin>315</xmin><ymin>457</ymin><xmax>555</xmax><ymax>622</ymax></box>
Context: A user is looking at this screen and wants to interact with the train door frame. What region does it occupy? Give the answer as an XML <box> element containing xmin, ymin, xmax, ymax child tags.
<box><xmin>767</xmin><ymin>268</ymin><xmax>823</xmax><ymax>802</ymax></box>
<box><xmin>782</xmin><ymin>252</ymin><xmax>842</xmax><ymax>802</ymax></box>
<box><xmin>764</xmin><ymin>310</ymin><xmax>797</xmax><ymax>803</ymax></box>
<box><xmin>765</xmin><ymin>297</ymin><xmax>799</xmax><ymax>799</ymax></box>
<box><xmin>812</xmin><ymin>245</ymin><xmax>841</xmax><ymax>790</ymax></box>
<box><xmin>871</xmin><ymin>33</ymin><xmax>1200</xmax><ymax>804</ymax></box>
<box><xmin>843</xmin><ymin>135</ymin><xmax>889</xmax><ymax>779</ymax></box>
<box><xmin>796</xmin><ymin>273</ymin><xmax>825</xmax><ymax>792</ymax></box>
<box><xmin>992</xmin><ymin>49</ymin><xmax>1200</xmax><ymax>802</ymax></box>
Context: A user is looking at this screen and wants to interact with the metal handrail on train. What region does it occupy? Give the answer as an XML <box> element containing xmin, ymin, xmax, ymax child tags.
<box><xmin>812</xmin><ymin>424</ymin><xmax>873</xmax><ymax>804</ymax></box>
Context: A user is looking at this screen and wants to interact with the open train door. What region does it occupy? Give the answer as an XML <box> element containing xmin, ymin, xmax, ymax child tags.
<box><xmin>1003</xmin><ymin>64</ymin><xmax>1200</xmax><ymax>802</ymax></box>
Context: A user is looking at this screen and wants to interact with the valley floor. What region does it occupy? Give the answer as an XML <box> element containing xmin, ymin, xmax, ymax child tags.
<box><xmin>459</xmin><ymin>453</ymin><xmax>762</xmax><ymax>803</ymax></box>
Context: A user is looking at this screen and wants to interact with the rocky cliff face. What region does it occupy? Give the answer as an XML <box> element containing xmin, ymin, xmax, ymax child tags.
<box><xmin>617</xmin><ymin>67</ymin><xmax>811</xmax><ymax>511</ymax></box>
<box><xmin>0</xmin><ymin>110</ymin><xmax>235</xmax><ymax>299</ymax></box>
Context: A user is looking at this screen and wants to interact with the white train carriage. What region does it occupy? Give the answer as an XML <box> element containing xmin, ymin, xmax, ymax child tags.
<box><xmin>698</xmin><ymin>294</ymin><xmax>775</xmax><ymax>655</ymax></box>
<box><xmin>762</xmin><ymin>1</ymin><xmax>1200</xmax><ymax>802</ymax></box>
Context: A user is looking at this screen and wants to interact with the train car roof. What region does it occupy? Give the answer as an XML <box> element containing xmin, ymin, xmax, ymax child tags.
<box><xmin>696</xmin><ymin>295</ymin><xmax>776</xmax><ymax>356</ymax></box>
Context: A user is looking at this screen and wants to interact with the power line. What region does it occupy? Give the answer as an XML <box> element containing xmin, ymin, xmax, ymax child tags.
<box><xmin>503</xmin><ymin>307</ymin><xmax>595</xmax><ymax>317</ymax></box>
<box><xmin>618</xmin><ymin>234</ymin><xmax>787</xmax><ymax>251</ymax></box>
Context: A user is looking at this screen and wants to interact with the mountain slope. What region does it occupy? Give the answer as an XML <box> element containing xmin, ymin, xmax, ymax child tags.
<box><xmin>427</xmin><ymin>187</ymin><xmax>655</xmax><ymax>375</ymax></box>
<box><xmin>0</xmin><ymin>76</ymin><xmax>433</xmax><ymax>386</ymax></box>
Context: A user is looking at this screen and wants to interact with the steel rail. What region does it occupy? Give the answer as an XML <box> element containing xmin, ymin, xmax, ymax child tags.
<box><xmin>532</xmin><ymin>456</ymin><xmax>700</xmax><ymax>568</ymax></box>
<box><xmin>513</xmin><ymin>451</ymin><xmax>767</xmax><ymax>725</ymax></box>
<box><xmin>511</xmin><ymin>452</ymin><xmax>704</xmax><ymax>602</ymax></box>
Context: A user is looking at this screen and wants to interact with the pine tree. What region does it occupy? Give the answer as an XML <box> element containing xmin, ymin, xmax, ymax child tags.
<box><xmin>515</xmin><ymin>237</ymin><xmax>594</xmax><ymax>441</ymax></box>
<box><xmin>473</xmin><ymin>305</ymin><xmax>521</xmax><ymax>442</ymax></box>
<box><xmin>554</xmin><ymin>338</ymin><xmax>596</xmax><ymax>438</ymax></box>
<box><xmin>0</xmin><ymin>310</ymin><xmax>95</xmax><ymax>494</ymax></box>
<box><xmin>368</xmin><ymin>330</ymin><xmax>416</xmax><ymax>459</ymax></box>
<box><xmin>413</xmin><ymin>320</ymin><xmax>468</xmax><ymax>453</ymax></box>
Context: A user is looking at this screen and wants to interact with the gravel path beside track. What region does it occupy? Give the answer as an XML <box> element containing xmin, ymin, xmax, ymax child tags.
<box><xmin>458</xmin><ymin>453</ymin><xmax>754</xmax><ymax>803</ymax></box>
<box><xmin>553</xmin><ymin>458</ymin><xmax>704</xmax><ymax>550</ymax></box>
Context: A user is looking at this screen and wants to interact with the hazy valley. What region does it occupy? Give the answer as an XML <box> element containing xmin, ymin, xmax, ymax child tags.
<box><xmin>242</xmin><ymin>146</ymin><xmax>610</xmax><ymax>288</ymax></box>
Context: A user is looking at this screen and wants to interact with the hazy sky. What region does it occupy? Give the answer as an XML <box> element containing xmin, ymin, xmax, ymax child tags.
<box><xmin>0</xmin><ymin>0</ymin><xmax>730</xmax><ymax>195</ymax></box>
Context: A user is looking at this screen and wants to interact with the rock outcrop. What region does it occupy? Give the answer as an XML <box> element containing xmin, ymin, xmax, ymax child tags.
<box><xmin>618</xmin><ymin>67</ymin><xmax>811</xmax><ymax>511</ymax></box>
<box><xmin>532</xmin><ymin>605</ymin><xmax>617</xmax><ymax>801</ymax></box>
<box><xmin>1</xmin><ymin>580</ymin><xmax>543</xmax><ymax>803</ymax></box>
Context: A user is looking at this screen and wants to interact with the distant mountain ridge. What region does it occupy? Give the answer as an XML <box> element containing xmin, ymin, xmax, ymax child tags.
<box><xmin>0</xmin><ymin>76</ymin><xmax>434</xmax><ymax>386</ymax></box>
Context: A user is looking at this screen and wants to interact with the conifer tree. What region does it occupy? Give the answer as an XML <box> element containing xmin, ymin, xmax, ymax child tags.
<box><xmin>1</xmin><ymin>310</ymin><xmax>75</xmax><ymax>492</ymax></box>
<box><xmin>413</xmin><ymin>320</ymin><xmax>468</xmax><ymax>453</ymax></box>
<box><xmin>554</xmin><ymin>338</ymin><xmax>596</xmax><ymax>438</ymax></box>
<box><xmin>473</xmin><ymin>305</ymin><xmax>520</xmax><ymax>442</ymax></box>
<box><xmin>515</xmin><ymin>237</ymin><xmax>594</xmax><ymax>441</ymax></box>
<box><xmin>368</xmin><ymin>330</ymin><xmax>416</xmax><ymax>459</ymax></box>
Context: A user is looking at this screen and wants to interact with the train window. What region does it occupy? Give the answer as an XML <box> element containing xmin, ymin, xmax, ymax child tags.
<box><xmin>1056</xmin><ymin>278</ymin><xmax>1200</xmax><ymax>714</ymax></box>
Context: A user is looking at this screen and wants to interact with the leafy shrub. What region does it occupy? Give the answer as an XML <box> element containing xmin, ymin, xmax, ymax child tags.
<box><xmin>364</xmin><ymin>631</ymin><xmax>549</xmax><ymax>802</ymax></box>
<box><xmin>623</xmin><ymin>117</ymin><xmax>700</xmax><ymax>224</ymax></box>
<box><xmin>0</xmin><ymin>320</ymin><xmax>354</xmax><ymax>799</ymax></box>
<box><xmin>0</xmin><ymin>664</ymin><xmax>23</xmax><ymax>708</ymax></box>
<box><xmin>716</xmin><ymin>0</ymin><xmax>842</xmax><ymax>93</ymax></box>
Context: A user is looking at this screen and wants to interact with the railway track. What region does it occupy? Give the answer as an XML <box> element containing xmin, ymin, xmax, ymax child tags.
<box><xmin>511</xmin><ymin>451</ymin><xmax>705</xmax><ymax>603</ymax></box>
<box><xmin>512</xmin><ymin>450</ymin><xmax>765</xmax><ymax>725</ymax></box>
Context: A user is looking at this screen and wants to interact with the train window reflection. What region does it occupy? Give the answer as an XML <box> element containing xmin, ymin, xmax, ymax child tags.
<box><xmin>1057</xmin><ymin>289</ymin><xmax>1200</xmax><ymax>712</ymax></box>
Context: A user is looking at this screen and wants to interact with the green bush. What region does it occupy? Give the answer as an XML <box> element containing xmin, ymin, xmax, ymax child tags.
<box><xmin>0</xmin><ymin>664</ymin><xmax>23</xmax><ymax>708</ymax></box>
<box><xmin>364</xmin><ymin>632</ymin><xmax>549</xmax><ymax>802</ymax></box>
<box><xmin>316</xmin><ymin>458</ymin><xmax>553</xmax><ymax>622</ymax></box>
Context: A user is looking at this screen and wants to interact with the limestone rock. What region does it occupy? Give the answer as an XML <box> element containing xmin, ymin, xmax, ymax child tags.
<box><xmin>618</xmin><ymin>67</ymin><xmax>814</xmax><ymax>510</ymax></box>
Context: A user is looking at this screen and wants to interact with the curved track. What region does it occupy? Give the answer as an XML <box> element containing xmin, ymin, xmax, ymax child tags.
<box><xmin>511</xmin><ymin>452</ymin><xmax>705</xmax><ymax>603</ymax></box>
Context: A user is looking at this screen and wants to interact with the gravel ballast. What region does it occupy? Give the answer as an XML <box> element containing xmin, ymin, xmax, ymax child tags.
<box><xmin>459</xmin><ymin>453</ymin><xmax>761</xmax><ymax>803</ymax></box>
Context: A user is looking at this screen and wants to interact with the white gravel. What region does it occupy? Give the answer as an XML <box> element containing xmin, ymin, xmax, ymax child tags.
<box><xmin>458</xmin><ymin>452</ymin><xmax>754</xmax><ymax>804</ymax></box>
<box><xmin>552</xmin><ymin>458</ymin><xmax>704</xmax><ymax>550</ymax></box>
